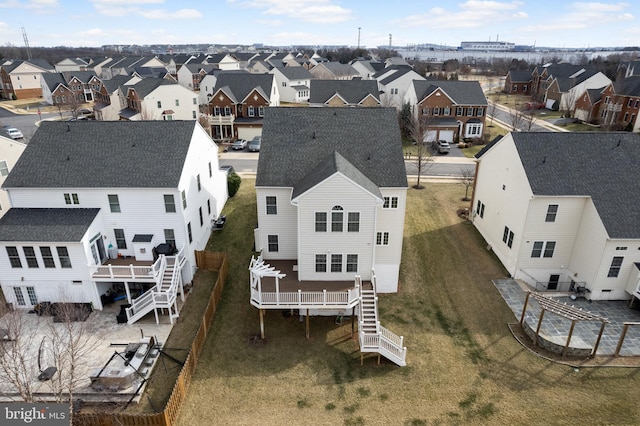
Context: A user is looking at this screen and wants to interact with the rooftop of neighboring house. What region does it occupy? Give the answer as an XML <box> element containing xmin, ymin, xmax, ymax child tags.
<box><xmin>494</xmin><ymin>132</ymin><xmax>640</xmax><ymax>239</ymax></box>
<box><xmin>0</xmin><ymin>208</ymin><xmax>101</xmax><ymax>242</ymax></box>
<box><xmin>257</xmin><ymin>107</ymin><xmax>407</xmax><ymax>191</ymax></box>
<box><xmin>313</xmin><ymin>62</ymin><xmax>359</xmax><ymax>77</ymax></box>
<box><xmin>182</xmin><ymin>63</ymin><xmax>218</xmax><ymax>73</ymax></box>
<box><xmin>586</xmin><ymin>87</ymin><xmax>605</xmax><ymax>103</ymax></box>
<box><xmin>536</xmin><ymin>63</ymin><xmax>600</xmax><ymax>91</ymax></box>
<box><xmin>507</xmin><ymin>70</ymin><xmax>533</xmax><ymax>82</ymax></box>
<box><xmin>41</xmin><ymin>73</ymin><xmax>68</xmax><ymax>92</ymax></box>
<box><xmin>211</xmin><ymin>73</ymin><xmax>274</xmax><ymax>103</ymax></box>
<box><xmin>350</xmin><ymin>59</ymin><xmax>385</xmax><ymax>74</ymax></box>
<box><xmin>1</xmin><ymin>59</ymin><xmax>54</xmax><ymax>73</ymax></box>
<box><xmin>309</xmin><ymin>79</ymin><xmax>380</xmax><ymax>104</ymax></box>
<box><xmin>413</xmin><ymin>80</ymin><xmax>487</xmax><ymax>105</ymax></box>
<box><xmin>614</xmin><ymin>75</ymin><xmax>640</xmax><ymax>98</ymax></box>
<box><xmin>102</xmin><ymin>74</ymin><xmax>134</xmax><ymax>94</ymax></box>
<box><xmin>2</xmin><ymin>121</ymin><xmax>200</xmax><ymax>189</ymax></box>
<box><xmin>274</xmin><ymin>66</ymin><xmax>314</xmax><ymax>80</ymax></box>
<box><xmin>374</xmin><ymin>65</ymin><xmax>421</xmax><ymax>86</ymax></box>
<box><xmin>64</xmin><ymin>70</ymin><xmax>99</xmax><ymax>83</ymax></box>
<box><xmin>132</xmin><ymin>67</ymin><xmax>172</xmax><ymax>79</ymax></box>
<box><xmin>125</xmin><ymin>78</ymin><xmax>180</xmax><ymax>99</ymax></box>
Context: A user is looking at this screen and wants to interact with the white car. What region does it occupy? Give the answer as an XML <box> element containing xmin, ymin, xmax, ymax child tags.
<box><xmin>6</xmin><ymin>128</ymin><xmax>24</xmax><ymax>140</ymax></box>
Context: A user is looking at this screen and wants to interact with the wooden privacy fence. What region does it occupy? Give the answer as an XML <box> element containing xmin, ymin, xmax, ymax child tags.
<box><xmin>74</xmin><ymin>251</ymin><xmax>228</xmax><ymax>426</ymax></box>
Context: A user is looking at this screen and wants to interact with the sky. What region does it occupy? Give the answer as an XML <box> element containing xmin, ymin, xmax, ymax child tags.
<box><xmin>0</xmin><ymin>0</ymin><xmax>638</xmax><ymax>49</ymax></box>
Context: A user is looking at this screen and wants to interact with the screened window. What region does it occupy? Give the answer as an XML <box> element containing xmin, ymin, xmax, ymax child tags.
<box><xmin>108</xmin><ymin>194</ymin><xmax>121</xmax><ymax>213</ymax></box>
<box><xmin>268</xmin><ymin>235</ymin><xmax>278</xmax><ymax>252</ymax></box>
<box><xmin>331</xmin><ymin>254</ymin><xmax>342</xmax><ymax>272</ymax></box>
<box><xmin>331</xmin><ymin>206</ymin><xmax>343</xmax><ymax>232</ymax></box>
<box><xmin>346</xmin><ymin>254</ymin><xmax>358</xmax><ymax>273</ymax></box>
<box><xmin>266</xmin><ymin>196</ymin><xmax>277</xmax><ymax>215</ymax></box>
<box><xmin>376</xmin><ymin>232</ymin><xmax>389</xmax><ymax>245</ymax></box>
<box><xmin>608</xmin><ymin>257</ymin><xmax>623</xmax><ymax>278</ymax></box>
<box><xmin>114</xmin><ymin>229</ymin><xmax>126</xmax><ymax>249</ymax></box>
<box><xmin>347</xmin><ymin>212</ymin><xmax>360</xmax><ymax>232</ymax></box>
<box><xmin>23</xmin><ymin>247</ymin><xmax>38</xmax><ymax>268</ymax></box>
<box><xmin>40</xmin><ymin>247</ymin><xmax>55</xmax><ymax>268</ymax></box>
<box><xmin>545</xmin><ymin>204</ymin><xmax>558</xmax><ymax>222</ymax></box>
<box><xmin>64</xmin><ymin>193</ymin><xmax>79</xmax><ymax>204</ymax></box>
<box><xmin>164</xmin><ymin>194</ymin><xmax>176</xmax><ymax>213</ymax></box>
<box><xmin>315</xmin><ymin>254</ymin><xmax>327</xmax><ymax>272</ymax></box>
<box><xmin>383</xmin><ymin>197</ymin><xmax>399</xmax><ymax>209</ymax></box>
<box><xmin>7</xmin><ymin>246</ymin><xmax>22</xmax><ymax>268</ymax></box>
<box><xmin>56</xmin><ymin>247</ymin><xmax>72</xmax><ymax>268</ymax></box>
<box><xmin>315</xmin><ymin>212</ymin><xmax>327</xmax><ymax>232</ymax></box>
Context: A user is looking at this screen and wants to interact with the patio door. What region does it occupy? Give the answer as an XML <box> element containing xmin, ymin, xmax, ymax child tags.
<box><xmin>12</xmin><ymin>286</ymin><xmax>38</xmax><ymax>308</ymax></box>
<box><xmin>548</xmin><ymin>274</ymin><xmax>560</xmax><ymax>290</ymax></box>
<box><xmin>90</xmin><ymin>233</ymin><xmax>108</xmax><ymax>265</ymax></box>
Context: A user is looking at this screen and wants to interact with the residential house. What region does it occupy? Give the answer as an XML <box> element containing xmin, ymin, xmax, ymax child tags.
<box><xmin>309</xmin><ymin>80</ymin><xmax>380</xmax><ymax>107</ymax></box>
<box><xmin>101</xmin><ymin>56</ymin><xmax>167</xmax><ymax>80</ymax></box>
<box><xmin>93</xmin><ymin>75</ymin><xmax>140</xmax><ymax>121</ymax></box>
<box><xmin>0</xmin><ymin>59</ymin><xmax>54</xmax><ymax>99</ymax></box>
<box><xmin>623</xmin><ymin>60</ymin><xmax>640</xmax><ymax>77</ymax></box>
<box><xmin>599</xmin><ymin>76</ymin><xmax>640</xmax><ymax>132</ymax></box>
<box><xmin>504</xmin><ymin>70</ymin><xmax>532</xmax><ymax>95</ymax></box>
<box><xmin>310</xmin><ymin>62</ymin><xmax>360</xmax><ymax>80</ymax></box>
<box><xmin>251</xmin><ymin>107</ymin><xmax>408</xmax><ymax>365</ymax></box>
<box><xmin>40</xmin><ymin>71</ymin><xmax>103</xmax><ymax>106</ymax></box>
<box><xmin>118</xmin><ymin>78</ymin><xmax>199</xmax><ymax>121</ymax></box>
<box><xmin>374</xmin><ymin>65</ymin><xmax>425</xmax><ymax>109</ymax></box>
<box><xmin>177</xmin><ymin>63</ymin><xmax>218</xmax><ymax>91</ymax></box>
<box><xmin>197</xmin><ymin>69</ymin><xmax>249</xmax><ymax>105</ymax></box>
<box><xmin>0</xmin><ymin>121</ymin><xmax>228</xmax><ymax>322</ymax></box>
<box><xmin>270</xmin><ymin>67</ymin><xmax>314</xmax><ymax>103</ymax></box>
<box><xmin>201</xmin><ymin>53</ymin><xmax>240</xmax><ymax>71</ymax></box>
<box><xmin>232</xmin><ymin>52</ymin><xmax>260</xmax><ymax>69</ymax></box>
<box><xmin>472</xmin><ymin>132</ymin><xmax>640</xmax><ymax>301</ymax></box>
<box><xmin>131</xmin><ymin>67</ymin><xmax>176</xmax><ymax>81</ymax></box>
<box><xmin>246</xmin><ymin>59</ymin><xmax>273</xmax><ymax>74</ymax></box>
<box><xmin>0</xmin><ymin>134</ymin><xmax>27</xmax><ymax>218</ymax></box>
<box><xmin>404</xmin><ymin>80</ymin><xmax>488</xmax><ymax>142</ymax></box>
<box><xmin>85</xmin><ymin>56</ymin><xmax>117</xmax><ymax>80</ymax></box>
<box><xmin>54</xmin><ymin>58</ymin><xmax>90</xmax><ymax>73</ymax></box>
<box><xmin>573</xmin><ymin>86</ymin><xmax>605</xmax><ymax>123</ymax></box>
<box><xmin>206</xmin><ymin>73</ymin><xmax>279</xmax><ymax>141</ymax></box>
<box><xmin>158</xmin><ymin>54</ymin><xmax>195</xmax><ymax>76</ymax></box>
<box><xmin>530</xmin><ymin>63</ymin><xmax>610</xmax><ymax>112</ymax></box>
<box><xmin>350</xmin><ymin>59</ymin><xmax>385</xmax><ymax>80</ymax></box>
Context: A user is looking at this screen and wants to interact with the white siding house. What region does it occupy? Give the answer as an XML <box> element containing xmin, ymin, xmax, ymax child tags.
<box><xmin>472</xmin><ymin>132</ymin><xmax>640</xmax><ymax>301</ymax></box>
<box><xmin>0</xmin><ymin>121</ymin><xmax>228</xmax><ymax>313</ymax></box>
<box><xmin>0</xmin><ymin>135</ymin><xmax>26</xmax><ymax>218</ymax></box>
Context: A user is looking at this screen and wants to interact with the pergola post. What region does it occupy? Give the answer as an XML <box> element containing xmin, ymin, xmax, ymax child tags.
<box><xmin>592</xmin><ymin>321</ymin><xmax>606</xmax><ymax>357</ymax></box>
<box><xmin>305</xmin><ymin>309</ymin><xmax>310</xmax><ymax>339</ymax></box>
<box><xmin>124</xmin><ymin>282</ymin><xmax>132</xmax><ymax>304</ymax></box>
<box><xmin>533</xmin><ymin>309</ymin><xmax>546</xmax><ymax>346</ymax></box>
<box><xmin>351</xmin><ymin>307</ymin><xmax>355</xmax><ymax>339</ymax></box>
<box><xmin>519</xmin><ymin>291</ymin><xmax>531</xmax><ymax>326</ymax></box>
<box><xmin>614</xmin><ymin>323</ymin><xmax>630</xmax><ymax>357</ymax></box>
<box><xmin>259</xmin><ymin>309</ymin><xmax>265</xmax><ymax>340</ymax></box>
<box><xmin>562</xmin><ymin>320</ymin><xmax>576</xmax><ymax>357</ymax></box>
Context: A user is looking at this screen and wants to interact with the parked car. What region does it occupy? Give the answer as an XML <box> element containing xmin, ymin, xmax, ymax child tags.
<box><xmin>231</xmin><ymin>139</ymin><xmax>247</xmax><ymax>150</ymax></box>
<box><xmin>432</xmin><ymin>140</ymin><xmax>450</xmax><ymax>154</ymax></box>
<box><xmin>219</xmin><ymin>165</ymin><xmax>235</xmax><ymax>175</ymax></box>
<box><xmin>248</xmin><ymin>136</ymin><xmax>261</xmax><ymax>152</ymax></box>
<box><xmin>5</xmin><ymin>127</ymin><xmax>24</xmax><ymax>140</ymax></box>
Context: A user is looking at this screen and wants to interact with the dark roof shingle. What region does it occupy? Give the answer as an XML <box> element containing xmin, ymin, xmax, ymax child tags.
<box><xmin>0</xmin><ymin>208</ymin><xmax>100</xmax><ymax>242</ymax></box>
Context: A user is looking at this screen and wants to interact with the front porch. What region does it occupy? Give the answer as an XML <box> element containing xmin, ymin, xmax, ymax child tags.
<box><xmin>249</xmin><ymin>258</ymin><xmax>361</xmax><ymax>310</ymax></box>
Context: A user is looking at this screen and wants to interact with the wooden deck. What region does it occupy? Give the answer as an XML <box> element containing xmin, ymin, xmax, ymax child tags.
<box><xmin>260</xmin><ymin>260</ymin><xmax>357</xmax><ymax>292</ymax></box>
<box><xmin>90</xmin><ymin>257</ymin><xmax>155</xmax><ymax>281</ymax></box>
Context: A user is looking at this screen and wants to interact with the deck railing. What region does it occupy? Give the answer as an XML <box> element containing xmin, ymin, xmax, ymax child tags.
<box><xmin>250</xmin><ymin>286</ymin><xmax>360</xmax><ymax>308</ymax></box>
<box><xmin>89</xmin><ymin>263</ymin><xmax>156</xmax><ymax>280</ymax></box>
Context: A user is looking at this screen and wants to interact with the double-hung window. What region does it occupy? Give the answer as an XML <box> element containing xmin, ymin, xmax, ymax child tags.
<box><xmin>608</xmin><ymin>257</ymin><xmax>623</xmax><ymax>278</ymax></box>
<box><xmin>545</xmin><ymin>204</ymin><xmax>558</xmax><ymax>222</ymax></box>
<box><xmin>502</xmin><ymin>226</ymin><xmax>514</xmax><ymax>248</ymax></box>
<box><xmin>164</xmin><ymin>194</ymin><xmax>176</xmax><ymax>213</ymax></box>
<box><xmin>23</xmin><ymin>247</ymin><xmax>38</xmax><ymax>268</ymax></box>
<box><xmin>315</xmin><ymin>212</ymin><xmax>327</xmax><ymax>232</ymax></box>
<box><xmin>266</xmin><ymin>196</ymin><xmax>277</xmax><ymax>215</ymax></box>
<box><xmin>268</xmin><ymin>235</ymin><xmax>278</xmax><ymax>252</ymax></box>
<box><xmin>315</xmin><ymin>254</ymin><xmax>327</xmax><ymax>272</ymax></box>
<box><xmin>108</xmin><ymin>194</ymin><xmax>121</xmax><ymax>212</ymax></box>
<box><xmin>7</xmin><ymin>247</ymin><xmax>22</xmax><ymax>268</ymax></box>
<box><xmin>331</xmin><ymin>254</ymin><xmax>342</xmax><ymax>272</ymax></box>
<box><xmin>347</xmin><ymin>212</ymin><xmax>360</xmax><ymax>232</ymax></box>
<box><xmin>331</xmin><ymin>206</ymin><xmax>343</xmax><ymax>232</ymax></box>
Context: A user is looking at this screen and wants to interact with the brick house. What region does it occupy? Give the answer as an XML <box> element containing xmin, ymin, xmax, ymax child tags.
<box><xmin>504</xmin><ymin>70</ymin><xmax>532</xmax><ymax>95</ymax></box>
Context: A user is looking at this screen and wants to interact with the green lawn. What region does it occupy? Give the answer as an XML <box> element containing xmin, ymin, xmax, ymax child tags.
<box><xmin>176</xmin><ymin>180</ymin><xmax>640</xmax><ymax>425</ymax></box>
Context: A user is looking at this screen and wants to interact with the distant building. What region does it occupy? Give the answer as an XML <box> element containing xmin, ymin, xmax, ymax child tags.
<box><xmin>460</xmin><ymin>41</ymin><xmax>515</xmax><ymax>51</ymax></box>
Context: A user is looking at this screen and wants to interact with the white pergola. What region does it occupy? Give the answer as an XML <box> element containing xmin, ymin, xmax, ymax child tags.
<box><xmin>249</xmin><ymin>256</ymin><xmax>286</xmax><ymax>338</ymax></box>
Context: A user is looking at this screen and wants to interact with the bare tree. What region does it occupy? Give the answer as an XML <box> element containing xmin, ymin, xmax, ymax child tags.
<box><xmin>409</xmin><ymin>114</ymin><xmax>435</xmax><ymax>189</ymax></box>
<box><xmin>522</xmin><ymin>109</ymin><xmax>536</xmax><ymax>131</ymax></box>
<box><xmin>487</xmin><ymin>92</ymin><xmax>501</xmax><ymax>127</ymax></box>
<box><xmin>460</xmin><ymin>166</ymin><xmax>475</xmax><ymax>201</ymax></box>
<box><xmin>510</xmin><ymin>102</ymin><xmax>526</xmax><ymax>130</ymax></box>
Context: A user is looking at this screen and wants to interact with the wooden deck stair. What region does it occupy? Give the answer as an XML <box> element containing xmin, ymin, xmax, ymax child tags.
<box><xmin>126</xmin><ymin>249</ymin><xmax>186</xmax><ymax>325</ymax></box>
<box><xmin>357</xmin><ymin>276</ymin><xmax>407</xmax><ymax>367</ymax></box>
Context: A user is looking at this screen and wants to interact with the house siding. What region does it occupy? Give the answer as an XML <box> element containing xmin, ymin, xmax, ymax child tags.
<box><xmin>255</xmin><ymin>187</ymin><xmax>297</xmax><ymax>259</ymax></box>
<box><xmin>375</xmin><ymin>187</ymin><xmax>407</xmax><ymax>292</ymax></box>
<box><xmin>295</xmin><ymin>174</ymin><xmax>379</xmax><ymax>282</ymax></box>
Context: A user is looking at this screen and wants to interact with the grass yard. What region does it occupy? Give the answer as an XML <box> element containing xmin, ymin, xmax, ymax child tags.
<box><xmin>176</xmin><ymin>180</ymin><xmax>640</xmax><ymax>425</ymax></box>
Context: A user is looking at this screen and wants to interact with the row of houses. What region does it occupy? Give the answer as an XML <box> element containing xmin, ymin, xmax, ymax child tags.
<box><xmin>504</xmin><ymin>61</ymin><xmax>640</xmax><ymax>132</ymax></box>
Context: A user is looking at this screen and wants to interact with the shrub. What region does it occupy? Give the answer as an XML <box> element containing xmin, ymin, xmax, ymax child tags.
<box><xmin>227</xmin><ymin>172</ymin><xmax>241</xmax><ymax>197</ymax></box>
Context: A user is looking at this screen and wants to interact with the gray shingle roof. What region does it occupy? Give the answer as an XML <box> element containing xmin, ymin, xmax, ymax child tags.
<box><xmin>413</xmin><ymin>80</ymin><xmax>487</xmax><ymax>105</ymax></box>
<box><xmin>374</xmin><ymin>65</ymin><xmax>416</xmax><ymax>85</ymax></box>
<box><xmin>614</xmin><ymin>76</ymin><xmax>640</xmax><ymax>97</ymax></box>
<box><xmin>586</xmin><ymin>87</ymin><xmax>605</xmax><ymax>103</ymax></box>
<box><xmin>127</xmin><ymin>78</ymin><xmax>177</xmax><ymax>98</ymax></box>
<box><xmin>507</xmin><ymin>70</ymin><xmax>533</xmax><ymax>82</ymax></box>
<box><xmin>257</xmin><ymin>108</ymin><xmax>407</xmax><ymax>189</ymax></box>
<box><xmin>102</xmin><ymin>75</ymin><xmax>132</xmax><ymax>94</ymax></box>
<box><xmin>41</xmin><ymin>73</ymin><xmax>67</xmax><ymax>92</ymax></box>
<box><xmin>310</xmin><ymin>80</ymin><xmax>380</xmax><ymax>104</ymax></box>
<box><xmin>0</xmin><ymin>208</ymin><xmax>100</xmax><ymax>242</ymax></box>
<box><xmin>2</xmin><ymin>121</ymin><xmax>198</xmax><ymax>189</ymax></box>
<box><xmin>276</xmin><ymin>66</ymin><xmax>313</xmax><ymax>80</ymax></box>
<box><xmin>212</xmin><ymin>73</ymin><xmax>274</xmax><ymax>103</ymax></box>
<box><xmin>510</xmin><ymin>132</ymin><xmax>640</xmax><ymax>239</ymax></box>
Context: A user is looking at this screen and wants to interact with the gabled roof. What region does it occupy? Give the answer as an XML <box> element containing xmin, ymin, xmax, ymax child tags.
<box><xmin>274</xmin><ymin>66</ymin><xmax>313</xmax><ymax>80</ymax></box>
<box><xmin>375</xmin><ymin>65</ymin><xmax>420</xmax><ymax>86</ymax></box>
<box><xmin>507</xmin><ymin>70</ymin><xmax>532</xmax><ymax>82</ymax></box>
<box><xmin>211</xmin><ymin>73</ymin><xmax>273</xmax><ymax>104</ymax></box>
<box><xmin>64</xmin><ymin>70</ymin><xmax>99</xmax><ymax>83</ymax></box>
<box><xmin>292</xmin><ymin>151</ymin><xmax>382</xmax><ymax>200</ymax></box>
<box><xmin>182</xmin><ymin>63</ymin><xmax>218</xmax><ymax>73</ymax></box>
<box><xmin>313</xmin><ymin>62</ymin><xmax>359</xmax><ymax>78</ymax></box>
<box><xmin>232</xmin><ymin>52</ymin><xmax>258</xmax><ymax>62</ymax></box>
<box><xmin>585</xmin><ymin>87</ymin><xmax>605</xmax><ymax>104</ymax></box>
<box><xmin>2</xmin><ymin>121</ymin><xmax>199</xmax><ymax>189</ymax></box>
<box><xmin>2</xmin><ymin>59</ymin><xmax>53</xmax><ymax>73</ymax></box>
<box><xmin>206</xmin><ymin>53</ymin><xmax>237</xmax><ymax>64</ymax></box>
<box><xmin>413</xmin><ymin>80</ymin><xmax>487</xmax><ymax>105</ymax></box>
<box><xmin>41</xmin><ymin>73</ymin><xmax>68</xmax><ymax>92</ymax></box>
<box><xmin>0</xmin><ymin>208</ymin><xmax>100</xmax><ymax>242</ymax></box>
<box><xmin>102</xmin><ymin>74</ymin><xmax>133</xmax><ymax>94</ymax></box>
<box><xmin>127</xmin><ymin>78</ymin><xmax>177</xmax><ymax>98</ymax></box>
<box><xmin>350</xmin><ymin>59</ymin><xmax>384</xmax><ymax>74</ymax></box>
<box><xmin>132</xmin><ymin>66</ymin><xmax>172</xmax><ymax>79</ymax></box>
<box><xmin>509</xmin><ymin>132</ymin><xmax>640</xmax><ymax>239</ymax></box>
<box><xmin>541</xmin><ymin>63</ymin><xmax>600</xmax><ymax>91</ymax></box>
<box><xmin>257</xmin><ymin>108</ymin><xmax>407</xmax><ymax>189</ymax></box>
<box><xmin>614</xmin><ymin>76</ymin><xmax>640</xmax><ymax>98</ymax></box>
<box><xmin>310</xmin><ymin>80</ymin><xmax>380</xmax><ymax>105</ymax></box>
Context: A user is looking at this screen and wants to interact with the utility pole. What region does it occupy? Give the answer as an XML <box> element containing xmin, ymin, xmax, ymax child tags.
<box><xmin>357</xmin><ymin>27</ymin><xmax>361</xmax><ymax>49</ymax></box>
<box><xmin>389</xmin><ymin>34</ymin><xmax>392</xmax><ymax>48</ymax></box>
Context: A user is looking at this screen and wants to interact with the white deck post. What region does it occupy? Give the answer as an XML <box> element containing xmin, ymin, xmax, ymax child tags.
<box><xmin>276</xmin><ymin>277</ymin><xmax>280</xmax><ymax>305</ymax></box>
<box><xmin>124</xmin><ymin>282</ymin><xmax>132</xmax><ymax>304</ymax></box>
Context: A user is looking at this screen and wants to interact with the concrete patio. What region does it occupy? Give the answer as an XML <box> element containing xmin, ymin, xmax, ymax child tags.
<box><xmin>494</xmin><ymin>279</ymin><xmax>640</xmax><ymax>356</ymax></box>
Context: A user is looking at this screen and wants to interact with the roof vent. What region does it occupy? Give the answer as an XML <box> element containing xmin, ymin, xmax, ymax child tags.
<box><xmin>312</xmin><ymin>131</ymin><xmax>316</xmax><ymax>140</ymax></box>
<box><xmin>542</xmin><ymin>156</ymin><xmax>546</xmax><ymax>164</ymax></box>
<box><xmin>67</xmin><ymin>123</ymin><xmax>70</xmax><ymax>132</ymax></box>
<box><xmin>66</xmin><ymin>156</ymin><xmax>70</xmax><ymax>161</ymax></box>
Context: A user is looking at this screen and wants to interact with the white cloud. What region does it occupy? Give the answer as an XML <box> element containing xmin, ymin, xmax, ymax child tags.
<box><xmin>394</xmin><ymin>1</ymin><xmax>527</xmax><ymax>30</ymax></box>
<box><xmin>229</xmin><ymin>0</ymin><xmax>353</xmax><ymax>24</ymax></box>
<box><xmin>519</xmin><ymin>2</ymin><xmax>633</xmax><ymax>34</ymax></box>
<box><xmin>0</xmin><ymin>0</ymin><xmax>58</xmax><ymax>10</ymax></box>
<box><xmin>140</xmin><ymin>8</ymin><xmax>202</xmax><ymax>19</ymax></box>
<box><xmin>91</xmin><ymin>0</ymin><xmax>201</xmax><ymax>20</ymax></box>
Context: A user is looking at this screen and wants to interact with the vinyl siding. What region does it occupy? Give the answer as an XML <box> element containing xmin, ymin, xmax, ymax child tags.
<box><xmin>255</xmin><ymin>187</ymin><xmax>297</xmax><ymax>259</ymax></box>
<box><xmin>374</xmin><ymin>187</ymin><xmax>407</xmax><ymax>292</ymax></box>
<box><xmin>295</xmin><ymin>174</ymin><xmax>379</xmax><ymax>281</ymax></box>
<box><xmin>592</xmin><ymin>239</ymin><xmax>640</xmax><ymax>300</ymax></box>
